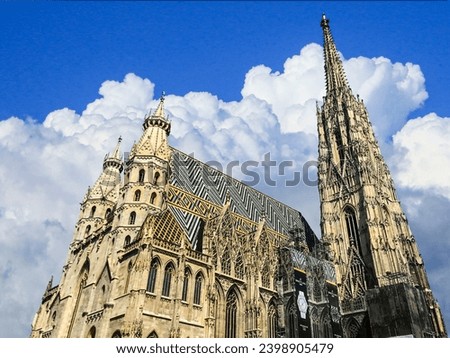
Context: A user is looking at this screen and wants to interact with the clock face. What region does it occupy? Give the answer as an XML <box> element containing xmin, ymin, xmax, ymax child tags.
<box><xmin>297</xmin><ymin>291</ymin><xmax>308</xmax><ymax>319</ymax></box>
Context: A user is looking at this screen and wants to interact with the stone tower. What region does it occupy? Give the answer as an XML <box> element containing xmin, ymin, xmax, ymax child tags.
<box><xmin>316</xmin><ymin>14</ymin><xmax>446</xmax><ymax>338</ymax></box>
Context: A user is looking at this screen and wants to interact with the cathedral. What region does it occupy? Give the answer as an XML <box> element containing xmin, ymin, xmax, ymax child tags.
<box><xmin>30</xmin><ymin>15</ymin><xmax>446</xmax><ymax>338</ymax></box>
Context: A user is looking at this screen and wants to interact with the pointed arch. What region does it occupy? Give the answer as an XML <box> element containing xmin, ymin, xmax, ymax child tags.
<box><xmin>181</xmin><ymin>267</ymin><xmax>191</xmax><ymax>302</ymax></box>
<box><xmin>225</xmin><ymin>285</ymin><xmax>243</xmax><ymax>338</ymax></box>
<box><xmin>343</xmin><ymin>206</ymin><xmax>362</xmax><ymax>254</ymax></box>
<box><xmin>193</xmin><ymin>271</ymin><xmax>204</xmax><ymax>305</ymax></box>
<box><xmin>134</xmin><ymin>189</ymin><xmax>141</xmax><ymax>201</ymax></box>
<box><xmin>320</xmin><ymin>307</ymin><xmax>333</xmax><ymax>338</ymax></box>
<box><xmin>154</xmin><ymin>171</ymin><xmax>161</xmax><ymax>185</ymax></box>
<box><xmin>124</xmin><ymin>235</ymin><xmax>131</xmax><ymax>246</ymax></box>
<box><xmin>162</xmin><ymin>262</ymin><xmax>175</xmax><ymax>297</ymax></box>
<box><xmin>147</xmin><ymin>330</ymin><xmax>158</xmax><ymax>338</ymax></box>
<box><xmin>267</xmin><ymin>299</ymin><xmax>278</xmax><ymax>338</ymax></box>
<box><xmin>128</xmin><ymin>211</ymin><xmax>136</xmax><ymax>225</ymax></box>
<box><xmin>138</xmin><ymin>169</ymin><xmax>145</xmax><ymax>183</ymax></box>
<box><xmin>150</xmin><ymin>192</ymin><xmax>157</xmax><ymax>205</ymax></box>
<box><xmin>90</xmin><ymin>206</ymin><xmax>96</xmax><ymax>218</ymax></box>
<box><xmin>214</xmin><ymin>280</ymin><xmax>225</xmax><ymax>338</ymax></box>
<box><xmin>87</xmin><ymin>326</ymin><xmax>96</xmax><ymax>338</ymax></box>
<box><xmin>146</xmin><ymin>257</ymin><xmax>160</xmax><ymax>293</ymax></box>
<box><xmin>225</xmin><ymin>289</ymin><xmax>238</xmax><ymax>338</ymax></box>
<box><xmin>286</xmin><ymin>297</ymin><xmax>299</xmax><ymax>338</ymax></box>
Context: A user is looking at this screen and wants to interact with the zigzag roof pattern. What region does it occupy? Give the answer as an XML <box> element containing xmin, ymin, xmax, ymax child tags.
<box><xmin>168</xmin><ymin>148</ymin><xmax>318</xmax><ymax>248</ymax></box>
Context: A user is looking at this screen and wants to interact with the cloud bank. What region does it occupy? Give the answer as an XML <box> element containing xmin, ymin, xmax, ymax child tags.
<box><xmin>0</xmin><ymin>43</ymin><xmax>449</xmax><ymax>337</ymax></box>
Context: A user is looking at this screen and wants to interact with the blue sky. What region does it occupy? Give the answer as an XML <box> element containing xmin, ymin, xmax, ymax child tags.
<box><xmin>1</xmin><ymin>1</ymin><xmax>448</xmax><ymax>122</ymax></box>
<box><xmin>0</xmin><ymin>1</ymin><xmax>449</xmax><ymax>338</ymax></box>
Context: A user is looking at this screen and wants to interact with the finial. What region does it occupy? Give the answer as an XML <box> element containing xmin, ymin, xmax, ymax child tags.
<box><xmin>161</xmin><ymin>91</ymin><xmax>166</xmax><ymax>101</ymax></box>
<box><xmin>321</xmin><ymin>13</ymin><xmax>329</xmax><ymax>28</ymax></box>
<box><xmin>118</xmin><ymin>135</ymin><xmax>122</xmax><ymax>143</ymax></box>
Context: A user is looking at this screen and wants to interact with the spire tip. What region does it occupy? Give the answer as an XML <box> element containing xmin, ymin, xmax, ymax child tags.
<box><xmin>321</xmin><ymin>13</ymin><xmax>329</xmax><ymax>28</ymax></box>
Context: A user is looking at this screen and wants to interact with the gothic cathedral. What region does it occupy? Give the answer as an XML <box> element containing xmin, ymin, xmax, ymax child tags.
<box><xmin>30</xmin><ymin>15</ymin><xmax>446</xmax><ymax>338</ymax></box>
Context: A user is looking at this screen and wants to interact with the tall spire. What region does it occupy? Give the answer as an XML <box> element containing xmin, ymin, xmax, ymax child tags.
<box><xmin>321</xmin><ymin>13</ymin><xmax>349</xmax><ymax>94</ymax></box>
<box><xmin>317</xmin><ymin>14</ymin><xmax>446</xmax><ymax>338</ymax></box>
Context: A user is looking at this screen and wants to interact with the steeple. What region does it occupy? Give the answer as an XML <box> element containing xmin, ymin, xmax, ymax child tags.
<box><xmin>321</xmin><ymin>13</ymin><xmax>349</xmax><ymax>94</ymax></box>
<box><xmin>83</xmin><ymin>137</ymin><xmax>123</xmax><ymax>203</ymax></box>
<box><xmin>132</xmin><ymin>93</ymin><xmax>171</xmax><ymax>161</ymax></box>
<box><xmin>316</xmin><ymin>15</ymin><xmax>446</xmax><ymax>337</ymax></box>
<box><xmin>73</xmin><ymin>137</ymin><xmax>123</xmax><ymax>244</ymax></box>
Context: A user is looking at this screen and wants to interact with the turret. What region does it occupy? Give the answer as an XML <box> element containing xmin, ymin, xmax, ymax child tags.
<box><xmin>73</xmin><ymin>137</ymin><xmax>123</xmax><ymax>242</ymax></box>
<box><xmin>114</xmin><ymin>94</ymin><xmax>172</xmax><ymax>248</ymax></box>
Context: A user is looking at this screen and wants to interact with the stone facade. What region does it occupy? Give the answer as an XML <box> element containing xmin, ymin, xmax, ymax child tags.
<box><xmin>30</xmin><ymin>15</ymin><xmax>446</xmax><ymax>338</ymax></box>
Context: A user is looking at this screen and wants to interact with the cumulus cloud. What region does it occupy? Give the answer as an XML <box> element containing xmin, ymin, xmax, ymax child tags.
<box><xmin>0</xmin><ymin>42</ymin><xmax>448</xmax><ymax>337</ymax></box>
<box><xmin>391</xmin><ymin>113</ymin><xmax>450</xmax><ymax>198</ymax></box>
<box><xmin>242</xmin><ymin>44</ymin><xmax>428</xmax><ymax>142</ymax></box>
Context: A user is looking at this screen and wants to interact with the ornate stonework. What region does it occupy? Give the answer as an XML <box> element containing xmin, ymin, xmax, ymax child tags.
<box><xmin>317</xmin><ymin>14</ymin><xmax>446</xmax><ymax>337</ymax></box>
<box><xmin>30</xmin><ymin>16</ymin><xmax>446</xmax><ymax>339</ymax></box>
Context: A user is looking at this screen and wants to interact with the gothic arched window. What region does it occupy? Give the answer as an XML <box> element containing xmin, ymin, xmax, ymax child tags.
<box><xmin>150</xmin><ymin>192</ymin><xmax>157</xmax><ymax>205</ymax></box>
<box><xmin>181</xmin><ymin>268</ymin><xmax>190</xmax><ymax>302</ymax></box>
<box><xmin>268</xmin><ymin>303</ymin><xmax>278</xmax><ymax>338</ymax></box>
<box><xmin>221</xmin><ymin>247</ymin><xmax>231</xmax><ymax>275</ymax></box>
<box><xmin>344</xmin><ymin>207</ymin><xmax>362</xmax><ymax>253</ymax></box>
<box><xmin>225</xmin><ymin>290</ymin><xmax>238</xmax><ymax>338</ymax></box>
<box><xmin>148</xmin><ymin>331</ymin><xmax>158</xmax><ymax>338</ymax></box>
<box><xmin>138</xmin><ymin>169</ymin><xmax>145</xmax><ymax>183</ymax></box>
<box><xmin>287</xmin><ymin>300</ymin><xmax>299</xmax><ymax>338</ymax></box>
<box><xmin>105</xmin><ymin>208</ymin><xmax>111</xmax><ymax>219</ymax></box>
<box><xmin>124</xmin><ymin>235</ymin><xmax>131</xmax><ymax>247</ymax></box>
<box><xmin>128</xmin><ymin>211</ymin><xmax>136</xmax><ymax>225</ymax></box>
<box><xmin>321</xmin><ymin>308</ymin><xmax>333</xmax><ymax>338</ymax></box>
<box><xmin>134</xmin><ymin>190</ymin><xmax>141</xmax><ymax>201</ymax></box>
<box><xmin>147</xmin><ymin>259</ymin><xmax>159</xmax><ymax>293</ymax></box>
<box><xmin>154</xmin><ymin>171</ymin><xmax>160</xmax><ymax>185</ymax></box>
<box><xmin>85</xmin><ymin>225</ymin><xmax>91</xmax><ymax>237</ymax></box>
<box><xmin>89</xmin><ymin>206</ymin><xmax>96</xmax><ymax>218</ymax></box>
<box><xmin>162</xmin><ymin>263</ymin><xmax>174</xmax><ymax>297</ymax></box>
<box><xmin>87</xmin><ymin>326</ymin><xmax>96</xmax><ymax>338</ymax></box>
<box><xmin>193</xmin><ymin>273</ymin><xmax>203</xmax><ymax>305</ymax></box>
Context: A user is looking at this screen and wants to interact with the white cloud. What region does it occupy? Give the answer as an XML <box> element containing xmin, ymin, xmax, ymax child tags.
<box><xmin>0</xmin><ymin>43</ymin><xmax>448</xmax><ymax>337</ymax></box>
<box><xmin>242</xmin><ymin>44</ymin><xmax>428</xmax><ymax>142</ymax></box>
<box><xmin>391</xmin><ymin>113</ymin><xmax>450</xmax><ymax>199</ymax></box>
